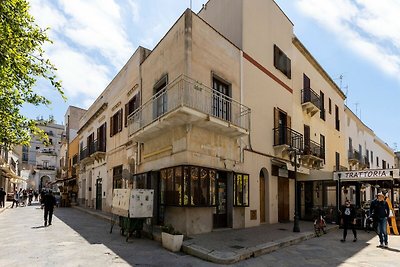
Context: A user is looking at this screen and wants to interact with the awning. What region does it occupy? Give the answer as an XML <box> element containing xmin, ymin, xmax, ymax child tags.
<box><xmin>333</xmin><ymin>168</ymin><xmax>400</xmax><ymax>182</ymax></box>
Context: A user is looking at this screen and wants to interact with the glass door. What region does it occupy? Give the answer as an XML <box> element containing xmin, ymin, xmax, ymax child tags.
<box><xmin>213</xmin><ymin>172</ymin><xmax>227</xmax><ymax>228</ymax></box>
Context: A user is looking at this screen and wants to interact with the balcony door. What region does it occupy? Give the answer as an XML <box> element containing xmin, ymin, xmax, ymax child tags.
<box><xmin>153</xmin><ymin>76</ymin><xmax>168</xmax><ymax>119</ymax></box>
<box><xmin>212</xmin><ymin>77</ymin><xmax>231</xmax><ymax>122</ymax></box>
<box><xmin>274</xmin><ymin>108</ymin><xmax>291</xmax><ymax>146</ymax></box>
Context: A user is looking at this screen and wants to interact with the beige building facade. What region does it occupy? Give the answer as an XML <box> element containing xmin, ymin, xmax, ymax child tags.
<box><xmin>74</xmin><ymin>0</ymin><xmax>397</xmax><ymax>235</ymax></box>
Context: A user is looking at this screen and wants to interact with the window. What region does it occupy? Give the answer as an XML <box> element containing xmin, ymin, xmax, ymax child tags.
<box><xmin>335</xmin><ymin>105</ymin><xmax>340</xmax><ymax>131</ymax></box>
<box><xmin>273</xmin><ymin>44</ymin><xmax>291</xmax><ymax>79</ymax></box>
<box><xmin>212</xmin><ymin>77</ymin><xmax>231</xmax><ymax>121</ymax></box>
<box><xmin>234</xmin><ymin>173</ymin><xmax>249</xmax><ymax>207</ymax></box>
<box><xmin>153</xmin><ymin>75</ymin><xmax>168</xmax><ymax>118</ymax></box>
<box><xmin>113</xmin><ymin>165</ymin><xmax>123</xmax><ymax>189</ymax></box>
<box><xmin>382</xmin><ymin>160</ymin><xmax>386</xmax><ymax>169</ymax></box>
<box><xmin>129</xmin><ymin>172</ymin><xmax>149</xmax><ymax>189</ymax></box>
<box><xmin>160</xmin><ymin>165</ymin><xmax>220</xmax><ymax>207</ymax></box>
<box><xmin>110</xmin><ymin>109</ymin><xmax>123</xmax><ymax>137</ymax></box>
<box><xmin>125</xmin><ymin>92</ymin><xmax>141</xmax><ymax>127</ymax></box>
<box><xmin>377</xmin><ymin>157</ymin><xmax>379</xmax><ymax>167</ymax></box>
<box><xmin>329</xmin><ymin>98</ymin><xmax>332</xmax><ymax>114</ymax></box>
<box><xmin>320</xmin><ymin>91</ymin><xmax>325</xmax><ymax>120</ymax></box>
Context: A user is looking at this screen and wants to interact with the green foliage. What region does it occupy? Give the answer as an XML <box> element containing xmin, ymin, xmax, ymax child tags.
<box><xmin>0</xmin><ymin>0</ymin><xmax>65</xmax><ymax>147</ymax></box>
<box><xmin>161</xmin><ymin>224</ymin><xmax>182</xmax><ymax>235</ymax></box>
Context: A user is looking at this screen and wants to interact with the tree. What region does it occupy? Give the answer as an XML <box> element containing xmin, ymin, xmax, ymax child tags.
<box><xmin>0</xmin><ymin>0</ymin><xmax>65</xmax><ymax>148</ymax></box>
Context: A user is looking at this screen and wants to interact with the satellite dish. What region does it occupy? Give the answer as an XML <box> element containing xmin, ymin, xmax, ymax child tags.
<box><xmin>122</xmin><ymin>169</ymin><xmax>130</xmax><ymax>179</ymax></box>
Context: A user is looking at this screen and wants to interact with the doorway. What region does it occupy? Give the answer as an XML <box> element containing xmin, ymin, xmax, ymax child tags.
<box><xmin>260</xmin><ymin>171</ymin><xmax>266</xmax><ymax>223</ymax></box>
<box><xmin>96</xmin><ymin>178</ymin><xmax>102</xmax><ymax>210</ymax></box>
<box><xmin>213</xmin><ymin>172</ymin><xmax>228</xmax><ymax>228</ymax></box>
<box><xmin>278</xmin><ymin>177</ymin><xmax>290</xmax><ymax>222</ymax></box>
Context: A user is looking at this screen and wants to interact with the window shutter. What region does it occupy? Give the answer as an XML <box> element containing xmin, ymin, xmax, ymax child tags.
<box><xmin>135</xmin><ymin>92</ymin><xmax>141</xmax><ymax>111</ymax></box>
<box><xmin>286</xmin><ymin>114</ymin><xmax>291</xmax><ymax>129</ymax></box>
<box><xmin>110</xmin><ymin>117</ymin><xmax>114</xmax><ymax>137</ymax></box>
<box><xmin>286</xmin><ymin>57</ymin><xmax>291</xmax><ymax>79</ymax></box>
<box><xmin>118</xmin><ymin>109</ymin><xmax>123</xmax><ymax>132</ymax></box>
<box><xmin>274</xmin><ymin>107</ymin><xmax>279</xmax><ymax>129</ymax></box>
<box><xmin>125</xmin><ymin>103</ymin><xmax>129</xmax><ymax>127</ymax></box>
<box><xmin>273</xmin><ymin>45</ymin><xmax>279</xmax><ymax>68</ymax></box>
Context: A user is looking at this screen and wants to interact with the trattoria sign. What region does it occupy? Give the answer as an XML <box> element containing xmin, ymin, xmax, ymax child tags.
<box><xmin>333</xmin><ymin>169</ymin><xmax>400</xmax><ymax>181</ymax></box>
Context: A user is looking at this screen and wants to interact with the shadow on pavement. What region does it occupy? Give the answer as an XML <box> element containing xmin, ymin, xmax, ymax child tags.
<box><xmin>52</xmin><ymin>208</ymin><xmax>196</xmax><ymax>267</ymax></box>
<box><xmin>31</xmin><ymin>225</ymin><xmax>46</xmax><ymax>229</ymax></box>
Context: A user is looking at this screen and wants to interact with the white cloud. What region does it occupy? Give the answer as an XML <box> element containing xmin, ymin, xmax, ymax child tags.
<box><xmin>58</xmin><ymin>0</ymin><xmax>134</xmax><ymax>69</ymax></box>
<box><xmin>127</xmin><ymin>0</ymin><xmax>140</xmax><ymax>23</ymax></box>
<box><xmin>47</xmin><ymin>42</ymin><xmax>110</xmax><ymax>99</ymax></box>
<box><xmin>296</xmin><ymin>0</ymin><xmax>400</xmax><ymax>81</ymax></box>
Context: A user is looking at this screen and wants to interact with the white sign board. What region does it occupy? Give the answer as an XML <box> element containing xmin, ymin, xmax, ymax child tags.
<box><xmin>111</xmin><ymin>189</ymin><xmax>130</xmax><ymax>217</ymax></box>
<box><xmin>333</xmin><ymin>169</ymin><xmax>399</xmax><ymax>181</ymax></box>
<box><xmin>129</xmin><ymin>189</ymin><xmax>154</xmax><ymax>218</ymax></box>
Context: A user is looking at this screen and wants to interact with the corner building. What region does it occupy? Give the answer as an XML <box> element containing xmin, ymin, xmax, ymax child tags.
<box><xmin>77</xmin><ymin>0</ymin><xmax>396</xmax><ymax>235</ymax></box>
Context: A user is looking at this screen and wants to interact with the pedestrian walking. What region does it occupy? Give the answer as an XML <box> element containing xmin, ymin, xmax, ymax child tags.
<box><xmin>43</xmin><ymin>190</ymin><xmax>56</xmax><ymax>227</ymax></box>
<box><xmin>34</xmin><ymin>190</ymin><xmax>39</xmax><ymax>202</ymax></box>
<box><xmin>340</xmin><ymin>199</ymin><xmax>357</xmax><ymax>242</ymax></box>
<box><xmin>369</xmin><ymin>194</ymin><xmax>379</xmax><ymax>232</ymax></box>
<box><xmin>370</xmin><ymin>192</ymin><xmax>390</xmax><ymax>248</ymax></box>
<box><xmin>0</xmin><ymin>187</ymin><xmax>6</xmax><ymax>208</ymax></box>
<box><xmin>11</xmin><ymin>189</ymin><xmax>20</xmax><ymax>208</ymax></box>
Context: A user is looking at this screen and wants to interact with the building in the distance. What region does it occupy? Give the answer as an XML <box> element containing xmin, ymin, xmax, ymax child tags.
<box><xmin>20</xmin><ymin>117</ymin><xmax>64</xmax><ymax>191</ymax></box>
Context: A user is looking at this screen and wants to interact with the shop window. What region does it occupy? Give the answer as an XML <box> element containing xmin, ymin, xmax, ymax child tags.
<box><xmin>234</xmin><ymin>173</ymin><xmax>249</xmax><ymax>207</ymax></box>
<box><xmin>113</xmin><ymin>165</ymin><xmax>123</xmax><ymax>189</ymax></box>
<box><xmin>160</xmin><ymin>165</ymin><xmax>218</xmax><ymax>207</ymax></box>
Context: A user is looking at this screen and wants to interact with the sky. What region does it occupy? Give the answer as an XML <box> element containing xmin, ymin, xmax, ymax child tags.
<box><xmin>25</xmin><ymin>0</ymin><xmax>400</xmax><ymax>150</ymax></box>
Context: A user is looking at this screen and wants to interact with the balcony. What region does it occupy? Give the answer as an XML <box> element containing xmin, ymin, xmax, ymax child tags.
<box><xmin>348</xmin><ymin>149</ymin><xmax>360</xmax><ymax>166</ymax></box>
<box><xmin>273</xmin><ymin>126</ymin><xmax>303</xmax><ymax>158</ymax></box>
<box><xmin>127</xmin><ymin>75</ymin><xmax>250</xmax><ymax>142</ymax></box>
<box><xmin>79</xmin><ymin>139</ymin><xmax>106</xmax><ymax>164</ymax></box>
<box><xmin>91</xmin><ymin>139</ymin><xmax>106</xmax><ymax>161</ymax></box>
<box><xmin>301</xmin><ymin>140</ymin><xmax>324</xmax><ymax>169</ymax></box>
<box><xmin>301</xmin><ymin>88</ymin><xmax>320</xmax><ymax>117</ymax></box>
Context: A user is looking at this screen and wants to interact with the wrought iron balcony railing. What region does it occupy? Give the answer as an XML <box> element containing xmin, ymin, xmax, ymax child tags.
<box><xmin>127</xmin><ymin>75</ymin><xmax>251</xmax><ymax>136</ymax></box>
<box><xmin>301</xmin><ymin>87</ymin><xmax>321</xmax><ymax>108</ymax></box>
<box><xmin>304</xmin><ymin>140</ymin><xmax>324</xmax><ymax>159</ymax></box>
<box><xmin>273</xmin><ymin>126</ymin><xmax>303</xmax><ymax>151</ymax></box>
<box><xmin>80</xmin><ymin>139</ymin><xmax>106</xmax><ymax>161</ymax></box>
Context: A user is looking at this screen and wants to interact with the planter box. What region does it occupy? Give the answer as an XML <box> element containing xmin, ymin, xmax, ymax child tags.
<box><xmin>162</xmin><ymin>232</ymin><xmax>184</xmax><ymax>252</ymax></box>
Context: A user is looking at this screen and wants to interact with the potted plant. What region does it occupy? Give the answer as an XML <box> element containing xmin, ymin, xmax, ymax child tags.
<box><xmin>161</xmin><ymin>224</ymin><xmax>184</xmax><ymax>252</ymax></box>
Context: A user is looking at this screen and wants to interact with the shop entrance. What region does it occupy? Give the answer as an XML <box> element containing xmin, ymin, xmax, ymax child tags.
<box><xmin>278</xmin><ymin>177</ymin><xmax>289</xmax><ymax>222</ymax></box>
<box><xmin>214</xmin><ymin>172</ymin><xmax>228</xmax><ymax>228</ymax></box>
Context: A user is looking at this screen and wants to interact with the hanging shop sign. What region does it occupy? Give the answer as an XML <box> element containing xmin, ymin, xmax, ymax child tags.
<box><xmin>333</xmin><ymin>168</ymin><xmax>400</xmax><ymax>181</ymax></box>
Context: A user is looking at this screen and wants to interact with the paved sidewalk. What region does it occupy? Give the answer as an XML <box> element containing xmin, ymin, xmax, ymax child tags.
<box><xmin>73</xmin><ymin>205</ymin><xmax>338</xmax><ymax>264</ymax></box>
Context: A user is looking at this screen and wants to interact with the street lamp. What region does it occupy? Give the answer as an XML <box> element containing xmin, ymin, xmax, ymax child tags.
<box><xmin>290</xmin><ymin>147</ymin><xmax>301</xmax><ymax>232</ymax></box>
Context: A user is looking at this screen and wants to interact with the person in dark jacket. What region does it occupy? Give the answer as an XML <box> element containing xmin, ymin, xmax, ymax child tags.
<box><xmin>43</xmin><ymin>190</ymin><xmax>57</xmax><ymax>227</ymax></box>
<box><xmin>371</xmin><ymin>192</ymin><xmax>390</xmax><ymax>247</ymax></box>
<box><xmin>0</xmin><ymin>188</ymin><xmax>6</xmax><ymax>208</ymax></box>
<box><xmin>369</xmin><ymin>194</ymin><xmax>379</xmax><ymax>231</ymax></box>
<box><xmin>340</xmin><ymin>199</ymin><xmax>357</xmax><ymax>242</ymax></box>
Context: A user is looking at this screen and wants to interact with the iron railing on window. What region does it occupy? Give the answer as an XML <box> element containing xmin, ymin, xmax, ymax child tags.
<box><xmin>127</xmin><ymin>75</ymin><xmax>251</xmax><ymax>136</ymax></box>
